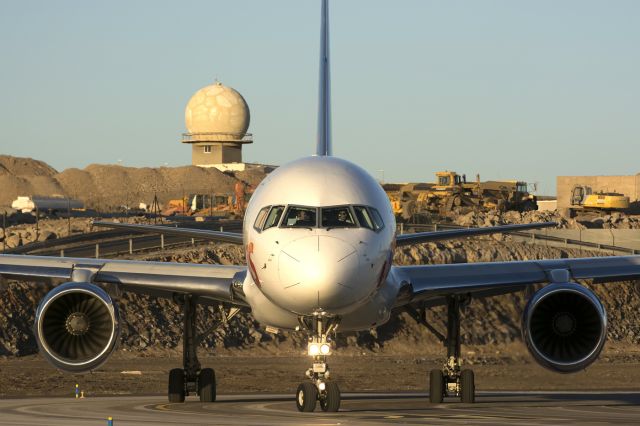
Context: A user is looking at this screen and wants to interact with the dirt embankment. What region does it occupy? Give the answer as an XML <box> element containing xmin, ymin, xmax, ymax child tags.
<box><xmin>0</xmin><ymin>155</ymin><xmax>269</xmax><ymax>211</ymax></box>
<box><xmin>0</xmin><ymin>156</ymin><xmax>63</xmax><ymax>210</ymax></box>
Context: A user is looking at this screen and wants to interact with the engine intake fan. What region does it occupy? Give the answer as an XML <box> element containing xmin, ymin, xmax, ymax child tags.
<box><xmin>522</xmin><ymin>283</ymin><xmax>606</xmax><ymax>373</ymax></box>
<box><xmin>34</xmin><ymin>282</ymin><xmax>120</xmax><ymax>373</ymax></box>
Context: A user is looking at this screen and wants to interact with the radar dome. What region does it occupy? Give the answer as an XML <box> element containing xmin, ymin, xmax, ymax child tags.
<box><xmin>185</xmin><ymin>82</ymin><xmax>250</xmax><ymax>141</ymax></box>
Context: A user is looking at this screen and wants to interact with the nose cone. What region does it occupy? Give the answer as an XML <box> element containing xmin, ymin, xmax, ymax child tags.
<box><xmin>276</xmin><ymin>235</ymin><xmax>371</xmax><ymax>314</ymax></box>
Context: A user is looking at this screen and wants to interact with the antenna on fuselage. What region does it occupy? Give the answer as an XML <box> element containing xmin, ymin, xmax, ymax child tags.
<box><xmin>315</xmin><ymin>0</ymin><xmax>332</xmax><ymax>156</ymax></box>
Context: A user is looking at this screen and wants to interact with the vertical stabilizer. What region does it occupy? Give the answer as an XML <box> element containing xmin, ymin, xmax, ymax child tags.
<box><xmin>315</xmin><ymin>0</ymin><xmax>332</xmax><ymax>156</ymax></box>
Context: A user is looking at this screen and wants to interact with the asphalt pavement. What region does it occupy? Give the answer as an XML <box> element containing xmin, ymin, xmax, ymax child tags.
<box><xmin>0</xmin><ymin>392</ymin><xmax>639</xmax><ymax>425</ymax></box>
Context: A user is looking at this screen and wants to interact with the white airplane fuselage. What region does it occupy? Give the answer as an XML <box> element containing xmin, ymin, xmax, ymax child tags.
<box><xmin>241</xmin><ymin>156</ymin><xmax>400</xmax><ymax>331</ymax></box>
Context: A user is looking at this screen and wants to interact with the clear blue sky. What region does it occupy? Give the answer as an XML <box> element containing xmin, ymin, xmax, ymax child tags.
<box><xmin>1</xmin><ymin>1</ymin><xmax>639</xmax><ymax>195</ymax></box>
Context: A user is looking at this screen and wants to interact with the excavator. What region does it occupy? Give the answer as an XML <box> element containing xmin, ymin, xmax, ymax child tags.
<box><xmin>569</xmin><ymin>185</ymin><xmax>629</xmax><ymax>217</ymax></box>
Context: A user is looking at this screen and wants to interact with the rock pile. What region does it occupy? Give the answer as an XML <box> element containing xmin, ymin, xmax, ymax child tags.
<box><xmin>0</xmin><ymin>218</ymin><xmax>96</xmax><ymax>249</ymax></box>
<box><xmin>452</xmin><ymin>209</ymin><xmax>640</xmax><ymax>230</ymax></box>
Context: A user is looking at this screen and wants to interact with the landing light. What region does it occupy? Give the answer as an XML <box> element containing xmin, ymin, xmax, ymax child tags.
<box><xmin>320</xmin><ymin>343</ymin><xmax>331</xmax><ymax>355</ymax></box>
<box><xmin>308</xmin><ymin>343</ymin><xmax>320</xmax><ymax>356</ymax></box>
<box><xmin>308</xmin><ymin>341</ymin><xmax>332</xmax><ymax>356</ymax></box>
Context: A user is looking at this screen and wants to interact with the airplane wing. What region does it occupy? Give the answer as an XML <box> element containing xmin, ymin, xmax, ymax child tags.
<box><xmin>0</xmin><ymin>254</ymin><xmax>248</xmax><ymax>305</ymax></box>
<box><xmin>392</xmin><ymin>255</ymin><xmax>640</xmax><ymax>307</ymax></box>
<box><xmin>92</xmin><ymin>221</ymin><xmax>244</xmax><ymax>245</ymax></box>
<box><xmin>395</xmin><ymin>222</ymin><xmax>556</xmax><ymax>247</ymax></box>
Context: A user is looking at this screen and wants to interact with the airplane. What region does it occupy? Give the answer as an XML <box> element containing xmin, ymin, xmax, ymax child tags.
<box><xmin>1</xmin><ymin>0</ymin><xmax>640</xmax><ymax>413</ymax></box>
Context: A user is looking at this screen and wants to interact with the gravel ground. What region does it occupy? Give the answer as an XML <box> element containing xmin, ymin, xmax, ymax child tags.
<box><xmin>1</xmin><ymin>342</ymin><xmax>639</xmax><ymax>398</ymax></box>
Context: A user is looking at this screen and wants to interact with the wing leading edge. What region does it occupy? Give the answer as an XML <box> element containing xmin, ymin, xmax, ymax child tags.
<box><xmin>392</xmin><ymin>255</ymin><xmax>640</xmax><ymax>307</ymax></box>
<box><xmin>395</xmin><ymin>222</ymin><xmax>556</xmax><ymax>247</ymax></box>
<box><xmin>0</xmin><ymin>254</ymin><xmax>247</xmax><ymax>305</ymax></box>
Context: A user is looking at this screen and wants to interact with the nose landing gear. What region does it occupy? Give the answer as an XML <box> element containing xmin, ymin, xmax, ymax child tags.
<box><xmin>295</xmin><ymin>314</ymin><xmax>341</xmax><ymax>412</ymax></box>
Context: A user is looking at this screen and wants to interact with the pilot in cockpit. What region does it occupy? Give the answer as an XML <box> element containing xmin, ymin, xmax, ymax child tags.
<box><xmin>295</xmin><ymin>209</ymin><xmax>315</xmax><ymax>227</ymax></box>
<box><xmin>335</xmin><ymin>209</ymin><xmax>353</xmax><ymax>226</ymax></box>
<box><xmin>322</xmin><ymin>208</ymin><xmax>355</xmax><ymax>228</ymax></box>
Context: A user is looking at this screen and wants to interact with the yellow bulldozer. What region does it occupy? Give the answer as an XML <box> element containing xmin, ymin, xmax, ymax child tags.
<box><xmin>384</xmin><ymin>171</ymin><xmax>538</xmax><ymax>222</ymax></box>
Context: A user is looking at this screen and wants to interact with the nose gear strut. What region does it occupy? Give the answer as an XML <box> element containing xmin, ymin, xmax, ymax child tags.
<box><xmin>295</xmin><ymin>313</ymin><xmax>341</xmax><ymax>412</ymax></box>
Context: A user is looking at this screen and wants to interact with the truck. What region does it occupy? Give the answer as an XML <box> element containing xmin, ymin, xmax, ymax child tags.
<box><xmin>11</xmin><ymin>196</ymin><xmax>84</xmax><ymax>214</ymax></box>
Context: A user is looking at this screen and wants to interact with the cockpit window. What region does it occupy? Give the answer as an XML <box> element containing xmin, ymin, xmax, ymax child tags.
<box><xmin>283</xmin><ymin>206</ymin><xmax>317</xmax><ymax>228</ymax></box>
<box><xmin>353</xmin><ymin>206</ymin><xmax>374</xmax><ymax>230</ymax></box>
<box><xmin>321</xmin><ymin>206</ymin><xmax>356</xmax><ymax>228</ymax></box>
<box><xmin>274</xmin><ymin>204</ymin><xmax>383</xmax><ymax>231</ymax></box>
<box><xmin>369</xmin><ymin>207</ymin><xmax>385</xmax><ymax>231</ymax></box>
<box><xmin>264</xmin><ymin>205</ymin><xmax>285</xmax><ymax>230</ymax></box>
<box><xmin>253</xmin><ymin>206</ymin><xmax>270</xmax><ymax>232</ymax></box>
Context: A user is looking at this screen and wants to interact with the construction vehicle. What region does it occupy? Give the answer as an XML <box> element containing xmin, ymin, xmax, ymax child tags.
<box><xmin>384</xmin><ymin>171</ymin><xmax>538</xmax><ymax>221</ymax></box>
<box><xmin>382</xmin><ymin>183</ymin><xmax>404</xmax><ymax>215</ymax></box>
<box><xmin>162</xmin><ymin>194</ymin><xmax>237</xmax><ymax>217</ymax></box>
<box><xmin>569</xmin><ymin>186</ymin><xmax>629</xmax><ymax>217</ymax></box>
<box><xmin>162</xmin><ymin>196</ymin><xmax>189</xmax><ymax>216</ymax></box>
<box><xmin>383</xmin><ymin>183</ymin><xmax>433</xmax><ymax>221</ymax></box>
<box><xmin>11</xmin><ymin>196</ymin><xmax>84</xmax><ymax>214</ymax></box>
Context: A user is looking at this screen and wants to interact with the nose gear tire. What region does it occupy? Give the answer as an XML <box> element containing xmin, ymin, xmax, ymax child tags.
<box><xmin>319</xmin><ymin>382</ymin><xmax>341</xmax><ymax>412</ymax></box>
<box><xmin>296</xmin><ymin>382</ymin><xmax>318</xmax><ymax>412</ymax></box>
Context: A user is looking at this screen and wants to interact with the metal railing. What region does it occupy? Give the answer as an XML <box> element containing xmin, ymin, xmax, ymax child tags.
<box><xmin>396</xmin><ymin>222</ymin><xmax>640</xmax><ymax>255</ymax></box>
<box><xmin>181</xmin><ymin>132</ymin><xmax>253</xmax><ymax>144</ymax></box>
<box><xmin>2</xmin><ymin>220</ymin><xmax>242</xmax><ymax>257</ymax></box>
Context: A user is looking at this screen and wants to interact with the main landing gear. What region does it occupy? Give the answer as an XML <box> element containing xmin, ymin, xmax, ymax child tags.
<box><xmin>295</xmin><ymin>313</ymin><xmax>341</xmax><ymax>412</ymax></box>
<box><xmin>168</xmin><ymin>294</ymin><xmax>240</xmax><ymax>403</ymax></box>
<box><xmin>409</xmin><ymin>295</ymin><xmax>475</xmax><ymax>404</ymax></box>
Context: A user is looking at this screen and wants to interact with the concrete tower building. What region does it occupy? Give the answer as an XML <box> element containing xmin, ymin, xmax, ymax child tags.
<box><xmin>182</xmin><ymin>82</ymin><xmax>253</xmax><ymax>171</ymax></box>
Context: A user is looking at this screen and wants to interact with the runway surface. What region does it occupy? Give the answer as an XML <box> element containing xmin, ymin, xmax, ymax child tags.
<box><xmin>1</xmin><ymin>392</ymin><xmax>639</xmax><ymax>425</ymax></box>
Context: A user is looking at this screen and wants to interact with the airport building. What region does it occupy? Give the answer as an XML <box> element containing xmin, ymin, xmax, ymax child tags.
<box><xmin>182</xmin><ymin>81</ymin><xmax>253</xmax><ymax>171</ymax></box>
<box><xmin>557</xmin><ymin>174</ymin><xmax>640</xmax><ymax>212</ymax></box>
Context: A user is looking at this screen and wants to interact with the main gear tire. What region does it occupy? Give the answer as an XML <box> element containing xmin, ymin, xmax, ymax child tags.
<box><xmin>429</xmin><ymin>369</ymin><xmax>444</xmax><ymax>404</ymax></box>
<box><xmin>460</xmin><ymin>369</ymin><xmax>475</xmax><ymax>403</ymax></box>
<box><xmin>168</xmin><ymin>368</ymin><xmax>185</xmax><ymax>403</ymax></box>
<box><xmin>198</xmin><ymin>368</ymin><xmax>216</xmax><ymax>402</ymax></box>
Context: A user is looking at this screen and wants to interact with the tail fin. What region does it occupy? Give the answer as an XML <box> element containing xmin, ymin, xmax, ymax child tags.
<box><xmin>315</xmin><ymin>0</ymin><xmax>332</xmax><ymax>156</ymax></box>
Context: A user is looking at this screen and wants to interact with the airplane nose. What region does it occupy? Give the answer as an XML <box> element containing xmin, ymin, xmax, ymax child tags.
<box><xmin>277</xmin><ymin>235</ymin><xmax>368</xmax><ymax>314</ymax></box>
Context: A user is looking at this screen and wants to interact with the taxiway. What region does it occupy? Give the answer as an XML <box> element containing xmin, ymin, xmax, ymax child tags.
<box><xmin>0</xmin><ymin>392</ymin><xmax>638</xmax><ymax>425</ymax></box>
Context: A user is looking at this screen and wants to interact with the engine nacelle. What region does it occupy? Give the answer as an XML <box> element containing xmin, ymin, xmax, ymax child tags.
<box><xmin>522</xmin><ymin>283</ymin><xmax>606</xmax><ymax>373</ymax></box>
<box><xmin>34</xmin><ymin>282</ymin><xmax>120</xmax><ymax>373</ymax></box>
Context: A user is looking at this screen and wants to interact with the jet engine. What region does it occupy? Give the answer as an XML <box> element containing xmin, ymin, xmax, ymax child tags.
<box><xmin>34</xmin><ymin>282</ymin><xmax>120</xmax><ymax>373</ymax></box>
<box><xmin>522</xmin><ymin>283</ymin><xmax>606</xmax><ymax>373</ymax></box>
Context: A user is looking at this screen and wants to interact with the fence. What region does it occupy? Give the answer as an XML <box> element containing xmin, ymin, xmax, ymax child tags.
<box><xmin>397</xmin><ymin>223</ymin><xmax>640</xmax><ymax>255</ymax></box>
